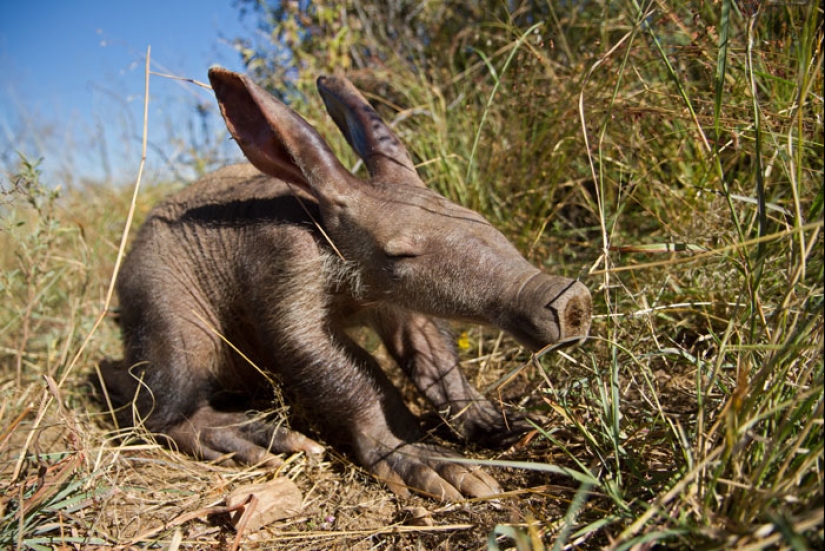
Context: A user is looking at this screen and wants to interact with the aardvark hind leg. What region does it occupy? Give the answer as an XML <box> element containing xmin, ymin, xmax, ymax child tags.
<box><xmin>165</xmin><ymin>406</ymin><xmax>324</xmax><ymax>466</ymax></box>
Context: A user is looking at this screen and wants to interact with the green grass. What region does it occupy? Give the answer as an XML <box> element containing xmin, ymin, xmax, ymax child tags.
<box><xmin>1</xmin><ymin>1</ymin><xmax>822</xmax><ymax>549</ymax></box>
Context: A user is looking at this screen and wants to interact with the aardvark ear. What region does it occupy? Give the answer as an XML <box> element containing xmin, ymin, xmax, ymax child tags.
<box><xmin>317</xmin><ymin>76</ymin><xmax>419</xmax><ymax>185</ymax></box>
<box><xmin>208</xmin><ymin>67</ymin><xmax>355</xmax><ymax>202</ymax></box>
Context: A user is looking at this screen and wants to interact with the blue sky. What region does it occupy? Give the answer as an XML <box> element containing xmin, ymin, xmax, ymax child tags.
<box><xmin>0</xmin><ymin>1</ymin><xmax>255</xmax><ymax>185</ymax></box>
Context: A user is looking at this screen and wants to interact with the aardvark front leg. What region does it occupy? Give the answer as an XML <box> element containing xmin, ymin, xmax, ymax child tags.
<box><xmin>276</xmin><ymin>324</ymin><xmax>501</xmax><ymax>500</ymax></box>
<box><xmin>370</xmin><ymin>309</ymin><xmax>533</xmax><ymax>447</ymax></box>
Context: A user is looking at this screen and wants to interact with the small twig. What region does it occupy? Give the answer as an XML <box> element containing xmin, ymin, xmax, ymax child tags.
<box><xmin>230</xmin><ymin>494</ymin><xmax>258</xmax><ymax>551</ymax></box>
<box><xmin>119</xmin><ymin>500</ymin><xmax>250</xmax><ymax>549</ymax></box>
<box><xmin>257</xmin><ymin>522</ymin><xmax>477</xmax><ymax>542</ymax></box>
<box><xmin>60</xmin><ymin>45</ymin><xmax>152</xmax><ymax>388</ymax></box>
<box><xmin>0</xmin><ymin>405</ymin><xmax>33</xmax><ymax>453</ymax></box>
<box><xmin>148</xmin><ymin>70</ymin><xmax>211</xmax><ymax>89</ymax></box>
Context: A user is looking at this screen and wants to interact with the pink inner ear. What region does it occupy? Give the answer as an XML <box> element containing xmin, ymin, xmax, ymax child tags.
<box><xmin>222</xmin><ymin>123</ymin><xmax>309</xmax><ymax>189</ymax></box>
<box><xmin>210</xmin><ymin>69</ymin><xmax>322</xmax><ymax>195</ymax></box>
<box><xmin>259</xmin><ymin>135</ymin><xmax>310</xmax><ymax>188</ymax></box>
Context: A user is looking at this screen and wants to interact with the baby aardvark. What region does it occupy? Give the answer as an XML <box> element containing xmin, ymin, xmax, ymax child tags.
<box><xmin>101</xmin><ymin>68</ymin><xmax>591</xmax><ymax>500</ymax></box>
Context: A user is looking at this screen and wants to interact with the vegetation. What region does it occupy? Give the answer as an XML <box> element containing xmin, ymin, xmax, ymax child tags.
<box><xmin>1</xmin><ymin>0</ymin><xmax>822</xmax><ymax>548</ymax></box>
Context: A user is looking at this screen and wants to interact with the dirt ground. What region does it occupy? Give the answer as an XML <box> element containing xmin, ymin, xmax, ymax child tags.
<box><xmin>1</xmin><ymin>323</ymin><xmax>707</xmax><ymax>550</ymax></box>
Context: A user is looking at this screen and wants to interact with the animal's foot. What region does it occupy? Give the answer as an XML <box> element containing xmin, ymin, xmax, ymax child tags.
<box><xmin>360</xmin><ymin>439</ymin><xmax>502</xmax><ymax>500</ymax></box>
<box><xmin>164</xmin><ymin>407</ymin><xmax>324</xmax><ymax>466</ymax></box>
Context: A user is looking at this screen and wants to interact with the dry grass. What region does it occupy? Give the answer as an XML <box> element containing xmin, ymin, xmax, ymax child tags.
<box><xmin>2</xmin><ymin>1</ymin><xmax>823</xmax><ymax>549</ymax></box>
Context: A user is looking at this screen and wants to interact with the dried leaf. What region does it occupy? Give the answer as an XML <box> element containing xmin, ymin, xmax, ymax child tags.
<box><xmin>226</xmin><ymin>477</ymin><xmax>303</xmax><ymax>532</ymax></box>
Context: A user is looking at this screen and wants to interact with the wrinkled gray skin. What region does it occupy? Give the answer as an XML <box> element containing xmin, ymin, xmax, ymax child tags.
<box><xmin>102</xmin><ymin>68</ymin><xmax>592</xmax><ymax>501</ymax></box>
